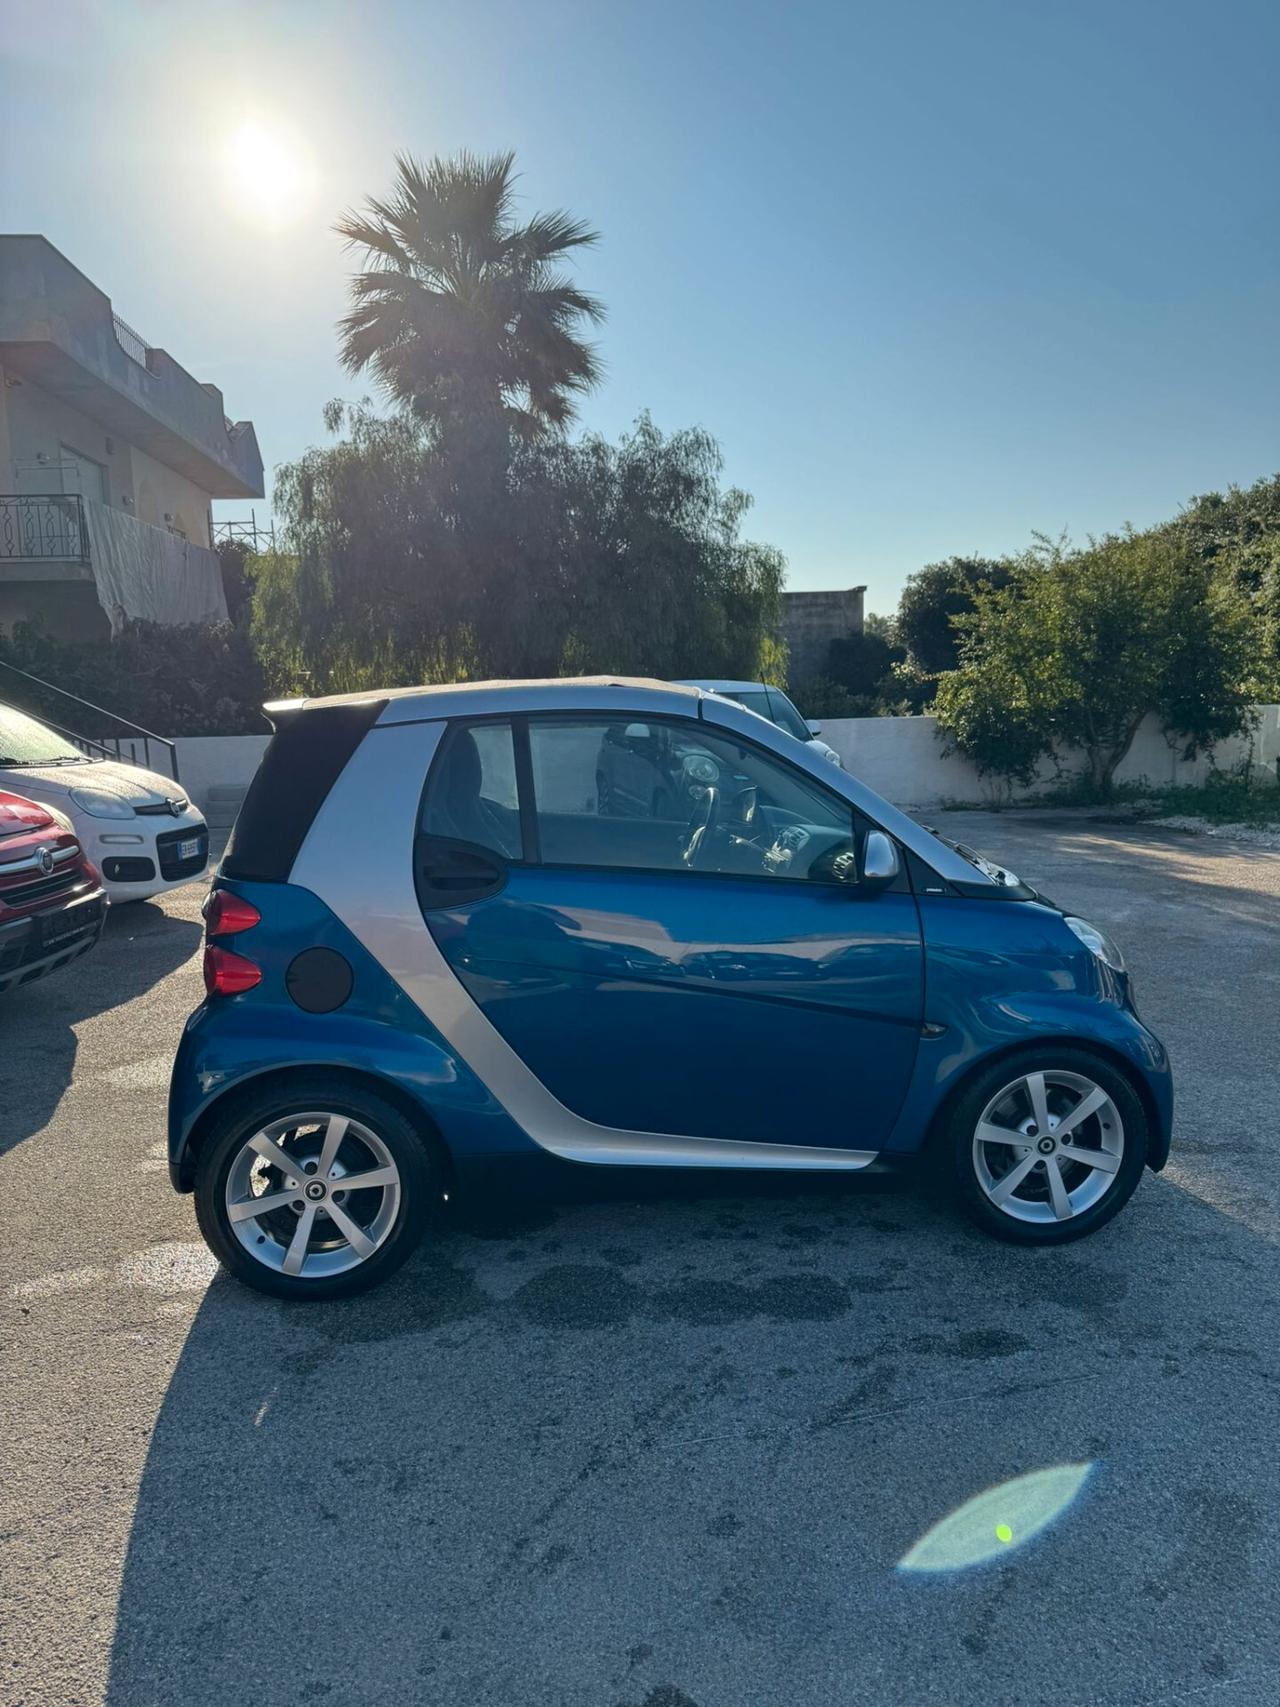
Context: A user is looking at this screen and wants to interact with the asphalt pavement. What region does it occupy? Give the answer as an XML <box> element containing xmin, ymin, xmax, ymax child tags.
<box><xmin>3</xmin><ymin>813</ymin><xmax>1279</xmax><ymax>1707</ymax></box>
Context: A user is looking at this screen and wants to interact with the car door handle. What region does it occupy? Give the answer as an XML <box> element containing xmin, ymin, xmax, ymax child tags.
<box><xmin>415</xmin><ymin>838</ymin><xmax>507</xmax><ymax>908</ymax></box>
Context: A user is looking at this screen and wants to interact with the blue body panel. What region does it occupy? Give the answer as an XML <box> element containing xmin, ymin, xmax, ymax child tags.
<box><xmin>169</xmin><ymin>877</ymin><xmax>1173</xmax><ymax>1192</ymax></box>
<box><xmin>883</xmin><ymin>896</ymin><xmax>1172</xmax><ymax>1161</ymax></box>
<box><xmin>167</xmin><ymin>882</ymin><xmax>550</xmax><ymax>1191</ymax></box>
<box><xmin>428</xmin><ymin>866</ymin><xmax>924</xmax><ymax>1148</ymax></box>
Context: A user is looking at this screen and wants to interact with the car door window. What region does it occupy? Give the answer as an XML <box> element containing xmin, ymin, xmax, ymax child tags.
<box><xmin>529</xmin><ymin>716</ymin><xmax>858</xmax><ymax>883</ymax></box>
<box><xmin>420</xmin><ymin>720</ymin><xmax>521</xmax><ymax>860</ymax></box>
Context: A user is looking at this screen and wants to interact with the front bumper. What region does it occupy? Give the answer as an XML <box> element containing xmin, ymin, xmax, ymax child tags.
<box><xmin>83</xmin><ymin>810</ymin><xmax>210</xmax><ymax>901</ymax></box>
<box><xmin>0</xmin><ymin>886</ymin><xmax>106</xmax><ymax>995</ymax></box>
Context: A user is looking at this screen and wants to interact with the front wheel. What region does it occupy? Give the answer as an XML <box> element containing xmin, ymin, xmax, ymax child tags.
<box><xmin>193</xmin><ymin>1076</ymin><xmax>438</xmax><ymax>1299</ymax></box>
<box><xmin>949</xmin><ymin>1049</ymin><xmax>1148</xmax><ymax>1244</ymax></box>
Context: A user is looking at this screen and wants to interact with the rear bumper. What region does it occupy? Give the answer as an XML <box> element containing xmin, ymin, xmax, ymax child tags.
<box><xmin>0</xmin><ymin>887</ymin><xmax>106</xmax><ymax>994</ymax></box>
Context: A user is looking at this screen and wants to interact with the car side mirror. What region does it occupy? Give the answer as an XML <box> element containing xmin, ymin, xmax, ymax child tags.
<box><xmin>806</xmin><ymin>720</ymin><xmax>823</xmax><ymax>737</ymax></box>
<box><xmin>861</xmin><ymin>830</ymin><xmax>900</xmax><ymax>891</ymax></box>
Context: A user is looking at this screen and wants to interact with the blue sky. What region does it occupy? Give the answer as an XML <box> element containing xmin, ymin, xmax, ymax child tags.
<box><xmin>4</xmin><ymin>0</ymin><xmax>1278</xmax><ymax>611</ymax></box>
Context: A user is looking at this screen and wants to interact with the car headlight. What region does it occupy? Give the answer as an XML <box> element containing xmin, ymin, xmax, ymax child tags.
<box><xmin>1064</xmin><ymin>915</ymin><xmax>1125</xmax><ymax>973</ymax></box>
<box><xmin>69</xmin><ymin>787</ymin><xmax>136</xmax><ymax>820</ymax></box>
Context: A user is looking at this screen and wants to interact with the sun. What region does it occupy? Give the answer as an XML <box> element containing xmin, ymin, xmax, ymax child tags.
<box><xmin>224</xmin><ymin>120</ymin><xmax>315</xmax><ymax>230</ymax></box>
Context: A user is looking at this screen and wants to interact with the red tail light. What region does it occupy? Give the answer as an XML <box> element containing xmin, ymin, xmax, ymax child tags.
<box><xmin>203</xmin><ymin>944</ymin><xmax>262</xmax><ymax>996</ymax></box>
<box><xmin>203</xmin><ymin>889</ymin><xmax>261</xmax><ymax>937</ymax></box>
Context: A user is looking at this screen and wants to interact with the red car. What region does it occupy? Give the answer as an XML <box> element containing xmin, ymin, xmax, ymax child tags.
<box><xmin>0</xmin><ymin>789</ymin><xmax>106</xmax><ymax>995</ymax></box>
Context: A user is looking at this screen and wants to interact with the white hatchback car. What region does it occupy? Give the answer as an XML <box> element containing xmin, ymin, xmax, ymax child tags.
<box><xmin>0</xmin><ymin>702</ymin><xmax>209</xmax><ymax>903</ymax></box>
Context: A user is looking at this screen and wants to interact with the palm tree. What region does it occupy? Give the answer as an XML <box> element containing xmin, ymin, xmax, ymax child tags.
<box><xmin>335</xmin><ymin>151</ymin><xmax>604</xmax><ymax>439</ymax></box>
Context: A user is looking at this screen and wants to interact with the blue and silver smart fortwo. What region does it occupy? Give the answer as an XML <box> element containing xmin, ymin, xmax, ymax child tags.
<box><xmin>169</xmin><ymin>678</ymin><xmax>1172</xmax><ymax>1299</ymax></box>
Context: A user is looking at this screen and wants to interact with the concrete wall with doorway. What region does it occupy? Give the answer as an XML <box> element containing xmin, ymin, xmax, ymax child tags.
<box><xmin>2</xmin><ymin>370</ymin><xmax>129</xmax><ymax>502</ymax></box>
<box><xmin>2</xmin><ymin>371</ymin><xmax>213</xmax><ymax>545</ymax></box>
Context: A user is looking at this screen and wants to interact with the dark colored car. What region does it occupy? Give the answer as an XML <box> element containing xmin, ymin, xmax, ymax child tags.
<box><xmin>0</xmin><ymin>789</ymin><xmax>106</xmax><ymax>995</ymax></box>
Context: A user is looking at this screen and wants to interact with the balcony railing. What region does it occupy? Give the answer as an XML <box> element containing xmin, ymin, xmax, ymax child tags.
<box><xmin>111</xmin><ymin>312</ymin><xmax>150</xmax><ymax>367</ymax></box>
<box><xmin>0</xmin><ymin>494</ymin><xmax>89</xmax><ymax>564</ymax></box>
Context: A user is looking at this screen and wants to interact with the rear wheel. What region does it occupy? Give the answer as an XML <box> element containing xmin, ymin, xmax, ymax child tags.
<box><xmin>949</xmin><ymin>1049</ymin><xmax>1147</xmax><ymax>1244</ymax></box>
<box><xmin>194</xmin><ymin>1076</ymin><xmax>438</xmax><ymax>1299</ymax></box>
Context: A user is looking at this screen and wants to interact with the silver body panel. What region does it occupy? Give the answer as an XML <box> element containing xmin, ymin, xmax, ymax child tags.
<box><xmin>274</xmin><ymin>674</ymin><xmax>988</xmax><ymax>891</ymax></box>
<box><xmin>289</xmin><ymin>719</ymin><xmax>880</xmax><ymax>1173</ymax></box>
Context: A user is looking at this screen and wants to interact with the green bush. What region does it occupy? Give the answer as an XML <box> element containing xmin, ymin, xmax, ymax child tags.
<box><xmin>934</xmin><ymin>530</ymin><xmax>1257</xmax><ymax>796</ymax></box>
<box><xmin>0</xmin><ymin>620</ymin><xmax>269</xmax><ymax>738</ymax></box>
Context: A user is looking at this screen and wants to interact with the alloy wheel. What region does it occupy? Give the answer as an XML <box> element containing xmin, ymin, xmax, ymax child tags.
<box><xmin>971</xmin><ymin>1069</ymin><xmax>1124</xmax><ymax>1225</ymax></box>
<box><xmin>224</xmin><ymin>1110</ymin><xmax>402</xmax><ymax>1279</ymax></box>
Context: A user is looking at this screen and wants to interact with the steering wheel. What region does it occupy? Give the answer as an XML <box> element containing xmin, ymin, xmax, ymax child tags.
<box><xmin>681</xmin><ymin>785</ymin><xmax>720</xmax><ymax>867</ymax></box>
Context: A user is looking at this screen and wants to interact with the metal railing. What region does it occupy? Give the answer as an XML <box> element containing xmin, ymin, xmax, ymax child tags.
<box><xmin>0</xmin><ymin>494</ymin><xmax>88</xmax><ymax>564</ymax></box>
<box><xmin>0</xmin><ymin>659</ymin><xmax>180</xmax><ymax>783</ymax></box>
<box><xmin>212</xmin><ymin>509</ymin><xmax>277</xmax><ymax>553</ymax></box>
<box><xmin>111</xmin><ymin>313</ymin><xmax>150</xmax><ymax>367</ymax></box>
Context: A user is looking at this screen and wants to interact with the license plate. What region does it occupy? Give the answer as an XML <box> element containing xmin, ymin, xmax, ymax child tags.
<box><xmin>41</xmin><ymin>900</ymin><xmax>101</xmax><ymax>948</ymax></box>
<box><xmin>178</xmin><ymin>837</ymin><xmax>202</xmax><ymax>860</ymax></box>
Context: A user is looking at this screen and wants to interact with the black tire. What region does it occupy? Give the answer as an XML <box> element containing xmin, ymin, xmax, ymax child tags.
<box><xmin>948</xmin><ymin>1047</ymin><xmax>1148</xmax><ymax>1245</ymax></box>
<box><xmin>194</xmin><ymin>1075</ymin><xmax>439</xmax><ymax>1300</ymax></box>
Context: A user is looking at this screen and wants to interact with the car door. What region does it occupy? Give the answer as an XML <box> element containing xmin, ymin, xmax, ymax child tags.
<box><xmin>414</xmin><ymin>713</ymin><xmax>924</xmax><ymax>1152</ymax></box>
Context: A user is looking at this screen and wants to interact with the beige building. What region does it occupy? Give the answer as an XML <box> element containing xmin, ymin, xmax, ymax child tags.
<box><xmin>0</xmin><ymin>236</ymin><xmax>263</xmax><ymax>641</ymax></box>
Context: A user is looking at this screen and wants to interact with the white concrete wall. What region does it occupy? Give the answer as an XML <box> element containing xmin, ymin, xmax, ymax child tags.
<box><xmin>173</xmin><ymin>735</ymin><xmax>271</xmax><ymax>807</ymax></box>
<box><xmin>819</xmin><ymin>705</ymin><xmax>1280</xmax><ymax>807</ymax></box>
<box><xmin>161</xmin><ymin>706</ymin><xmax>1280</xmax><ymax>817</ymax></box>
<box><xmin>130</xmin><ymin>444</ymin><xmax>214</xmax><ymax>547</ymax></box>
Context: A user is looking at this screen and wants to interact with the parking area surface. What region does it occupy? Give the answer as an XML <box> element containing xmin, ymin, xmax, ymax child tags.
<box><xmin>3</xmin><ymin>814</ymin><xmax>1280</xmax><ymax>1707</ymax></box>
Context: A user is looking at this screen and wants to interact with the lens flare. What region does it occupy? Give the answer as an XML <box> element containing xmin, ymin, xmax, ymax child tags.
<box><xmin>223</xmin><ymin>119</ymin><xmax>315</xmax><ymax>231</ymax></box>
<box><xmin>897</xmin><ymin>1462</ymin><xmax>1093</xmax><ymax>1572</ymax></box>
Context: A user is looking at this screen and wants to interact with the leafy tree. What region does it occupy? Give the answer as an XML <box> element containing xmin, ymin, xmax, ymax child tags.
<box><xmin>896</xmin><ymin>555</ymin><xmax>1012</xmax><ymax>677</ymax></box>
<box><xmin>934</xmin><ymin>530</ymin><xmax>1257</xmax><ymax>795</ymax></box>
<box><xmin>215</xmin><ymin>539</ymin><xmax>254</xmax><ymax>627</ymax></box>
<box><xmin>335</xmin><ymin>152</ymin><xmax>603</xmax><ymax>442</ymax></box>
<box><xmin>257</xmin><ymin>406</ymin><xmax>783</xmax><ymax>692</ymax></box>
<box><xmin>1174</xmin><ymin>472</ymin><xmax>1280</xmax><ymax>587</ymax></box>
<box><xmin>1172</xmin><ymin>473</ymin><xmax>1280</xmax><ymax>697</ymax></box>
<box><xmin>824</xmin><ymin>628</ymin><xmax>902</xmax><ymax>699</ymax></box>
<box><xmin>862</xmin><ymin>610</ymin><xmax>897</xmax><ymax>644</ymax></box>
<box><xmin>532</xmin><ymin>414</ymin><xmax>784</xmax><ymax>680</ymax></box>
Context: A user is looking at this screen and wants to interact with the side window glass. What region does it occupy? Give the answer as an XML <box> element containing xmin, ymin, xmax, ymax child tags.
<box><xmin>421</xmin><ymin>720</ymin><xmax>521</xmax><ymax>861</ymax></box>
<box><xmin>528</xmin><ymin>716</ymin><xmax>858</xmax><ymax>883</ymax></box>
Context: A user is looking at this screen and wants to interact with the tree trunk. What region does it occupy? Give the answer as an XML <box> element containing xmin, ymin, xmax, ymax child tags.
<box><xmin>1087</xmin><ymin>716</ymin><xmax>1145</xmax><ymax>798</ymax></box>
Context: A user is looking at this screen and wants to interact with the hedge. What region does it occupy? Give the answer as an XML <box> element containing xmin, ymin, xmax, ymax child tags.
<box><xmin>0</xmin><ymin>620</ymin><xmax>269</xmax><ymax>738</ymax></box>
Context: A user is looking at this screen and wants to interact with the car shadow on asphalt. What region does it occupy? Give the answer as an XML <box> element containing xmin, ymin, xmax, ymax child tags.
<box><xmin>0</xmin><ymin>901</ymin><xmax>202</xmax><ymax>1159</ymax></box>
<box><xmin>103</xmin><ymin>1166</ymin><xmax>1278</xmax><ymax>1707</ymax></box>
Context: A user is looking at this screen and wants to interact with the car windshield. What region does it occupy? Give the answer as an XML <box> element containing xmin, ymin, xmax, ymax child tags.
<box><xmin>724</xmin><ymin>688</ymin><xmax>774</xmax><ymax>723</ymax></box>
<box><xmin>723</xmin><ymin>687</ymin><xmax>812</xmax><ymax>742</ymax></box>
<box><xmin>0</xmin><ymin>704</ymin><xmax>84</xmax><ymax>766</ymax></box>
<box><xmin>766</xmin><ymin>689</ymin><xmax>812</xmax><ymax>741</ymax></box>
